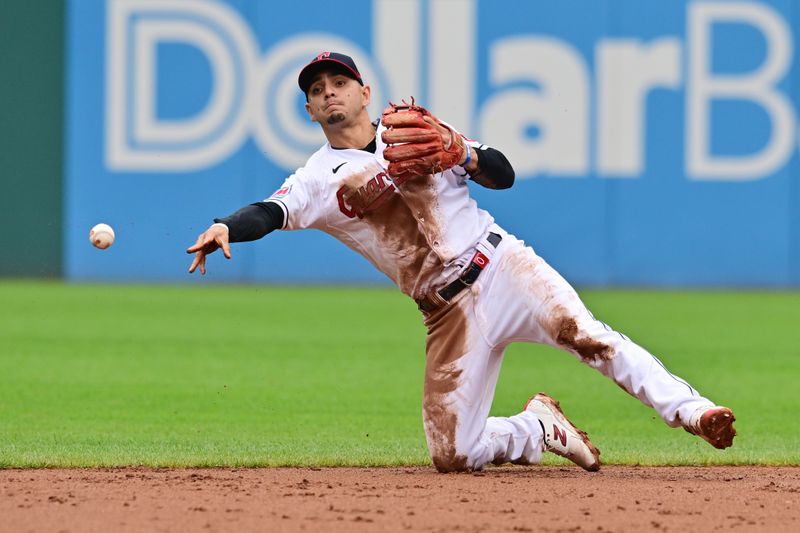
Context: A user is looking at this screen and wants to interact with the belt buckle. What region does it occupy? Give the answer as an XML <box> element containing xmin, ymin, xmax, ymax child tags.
<box><xmin>427</xmin><ymin>290</ymin><xmax>448</xmax><ymax>309</ymax></box>
<box><xmin>419</xmin><ymin>239</ymin><xmax>498</xmax><ymax>314</ymax></box>
<box><xmin>417</xmin><ymin>291</ymin><xmax>448</xmax><ymax>313</ymax></box>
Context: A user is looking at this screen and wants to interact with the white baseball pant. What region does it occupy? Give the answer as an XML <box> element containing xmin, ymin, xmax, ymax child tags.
<box><xmin>420</xmin><ymin>226</ymin><xmax>714</xmax><ymax>472</ymax></box>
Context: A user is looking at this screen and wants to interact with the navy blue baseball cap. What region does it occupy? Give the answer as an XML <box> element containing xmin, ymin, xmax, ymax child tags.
<box><xmin>298</xmin><ymin>52</ymin><xmax>364</xmax><ymax>94</ymax></box>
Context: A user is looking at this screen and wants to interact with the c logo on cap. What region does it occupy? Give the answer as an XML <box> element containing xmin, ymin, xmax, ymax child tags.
<box><xmin>316</xmin><ymin>52</ymin><xmax>331</xmax><ymax>61</ymax></box>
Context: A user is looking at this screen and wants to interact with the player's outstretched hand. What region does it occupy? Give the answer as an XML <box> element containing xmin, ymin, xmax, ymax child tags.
<box><xmin>186</xmin><ymin>223</ymin><xmax>232</xmax><ymax>275</ymax></box>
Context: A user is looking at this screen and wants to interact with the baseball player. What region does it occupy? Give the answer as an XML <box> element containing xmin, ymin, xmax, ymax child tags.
<box><xmin>187</xmin><ymin>52</ymin><xmax>736</xmax><ymax>472</ymax></box>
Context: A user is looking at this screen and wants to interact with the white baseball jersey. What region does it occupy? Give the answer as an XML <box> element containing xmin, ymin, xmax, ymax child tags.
<box><xmin>265</xmin><ymin>122</ymin><xmax>492</xmax><ymax>300</ymax></box>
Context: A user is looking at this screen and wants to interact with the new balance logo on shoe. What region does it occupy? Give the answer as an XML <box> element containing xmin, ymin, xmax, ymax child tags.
<box><xmin>553</xmin><ymin>424</ymin><xmax>567</xmax><ymax>447</ymax></box>
<box><xmin>524</xmin><ymin>393</ymin><xmax>601</xmax><ymax>472</ymax></box>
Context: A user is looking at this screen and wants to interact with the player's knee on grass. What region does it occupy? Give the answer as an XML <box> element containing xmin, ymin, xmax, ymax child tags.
<box><xmin>424</xmin><ymin>427</ymin><xmax>471</xmax><ymax>473</ymax></box>
<box><xmin>427</xmin><ymin>429</ymin><xmax>500</xmax><ymax>473</ymax></box>
<box><xmin>424</xmin><ymin>422</ymin><xmax>475</xmax><ymax>473</ymax></box>
<box><xmin>430</xmin><ymin>449</ymin><xmax>470</xmax><ymax>473</ymax></box>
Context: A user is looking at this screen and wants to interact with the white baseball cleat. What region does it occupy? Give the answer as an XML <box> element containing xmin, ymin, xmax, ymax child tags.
<box><xmin>524</xmin><ymin>393</ymin><xmax>601</xmax><ymax>472</ymax></box>
<box><xmin>683</xmin><ymin>405</ymin><xmax>737</xmax><ymax>449</ymax></box>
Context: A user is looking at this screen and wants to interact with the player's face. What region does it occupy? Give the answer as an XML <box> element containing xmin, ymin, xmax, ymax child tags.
<box><xmin>305</xmin><ymin>71</ymin><xmax>370</xmax><ymax>127</ymax></box>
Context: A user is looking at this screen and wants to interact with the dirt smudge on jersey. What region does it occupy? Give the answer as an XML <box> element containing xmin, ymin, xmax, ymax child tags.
<box><xmin>338</xmin><ymin>166</ymin><xmax>444</xmax><ymax>299</ymax></box>
<box><xmin>421</xmin><ymin>299</ymin><xmax>469</xmax><ymax>473</ymax></box>
<box><xmin>392</xmin><ymin>172</ymin><xmax>444</xmax><ymax>259</ymax></box>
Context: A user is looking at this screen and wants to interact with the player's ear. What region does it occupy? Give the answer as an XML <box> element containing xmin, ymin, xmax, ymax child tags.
<box><xmin>305</xmin><ymin>101</ymin><xmax>318</xmax><ymax>123</ymax></box>
<box><xmin>361</xmin><ymin>85</ymin><xmax>371</xmax><ymax>109</ymax></box>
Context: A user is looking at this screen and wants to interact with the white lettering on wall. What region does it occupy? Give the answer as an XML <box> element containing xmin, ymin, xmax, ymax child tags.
<box><xmin>106</xmin><ymin>0</ymin><xmax>257</xmax><ymax>171</ymax></box>
<box><xmin>429</xmin><ymin>0</ymin><xmax>475</xmax><ymax>133</ymax></box>
<box><xmin>687</xmin><ymin>1</ymin><xmax>795</xmax><ymax>180</ymax></box>
<box><xmin>104</xmin><ymin>0</ymin><xmax>799</xmax><ymax>182</ymax></box>
<box><xmin>373</xmin><ymin>0</ymin><xmax>421</xmax><ymax>103</ymax></box>
<box><xmin>596</xmin><ymin>38</ymin><xmax>682</xmax><ymax>177</ymax></box>
<box><xmin>479</xmin><ymin>36</ymin><xmax>589</xmax><ymax>176</ymax></box>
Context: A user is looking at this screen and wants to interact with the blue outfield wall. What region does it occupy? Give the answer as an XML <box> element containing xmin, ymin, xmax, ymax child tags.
<box><xmin>65</xmin><ymin>0</ymin><xmax>800</xmax><ymax>286</ymax></box>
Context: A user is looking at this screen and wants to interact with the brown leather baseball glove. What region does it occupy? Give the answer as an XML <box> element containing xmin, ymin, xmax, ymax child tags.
<box><xmin>381</xmin><ymin>98</ymin><xmax>467</xmax><ymax>181</ymax></box>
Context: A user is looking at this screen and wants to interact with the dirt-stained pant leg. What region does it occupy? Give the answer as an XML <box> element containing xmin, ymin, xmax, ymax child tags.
<box><xmin>422</xmin><ymin>231</ymin><xmax>720</xmax><ymax>472</ymax></box>
<box><xmin>473</xmin><ymin>235</ymin><xmax>715</xmax><ymax>427</ymax></box>
<box><xmin>422</xmin><ymin>292</ymin><xmax>544</xmax><ymax>472</ymax></box>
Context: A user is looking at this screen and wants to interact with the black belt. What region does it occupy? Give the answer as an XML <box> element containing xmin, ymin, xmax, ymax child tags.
<box><xmin>416</xmin><ymin>232</ymin><xmax>502</xmax><ymax>314</ymax></box>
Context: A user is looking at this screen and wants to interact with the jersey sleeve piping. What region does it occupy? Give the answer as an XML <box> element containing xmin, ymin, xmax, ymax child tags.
<box><xmin>266</xmin><ymin>199</ymin><xmax>289</xmax><ymax>230</ymax></box>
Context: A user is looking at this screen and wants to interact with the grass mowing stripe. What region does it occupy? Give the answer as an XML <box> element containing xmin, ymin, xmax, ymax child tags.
<box><xmin>1</xmin><ymin>281</ymin><xmax>798</xmax><ymax>467</ymax></box>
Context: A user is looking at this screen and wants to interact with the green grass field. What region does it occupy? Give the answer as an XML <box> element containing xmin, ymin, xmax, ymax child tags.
<box><xmin>1</xmin><ymin>281</ymin><xmax>798</xmax><ymax>468</ymax></box>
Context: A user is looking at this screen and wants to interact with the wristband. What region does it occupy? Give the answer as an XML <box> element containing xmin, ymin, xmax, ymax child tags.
<box><xmin>462</xmin><ymin>146</ymin><xmax>472</xmax><ymax>167</ymax></box>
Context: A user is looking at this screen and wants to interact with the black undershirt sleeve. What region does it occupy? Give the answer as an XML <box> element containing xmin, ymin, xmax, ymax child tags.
<box><xmin>213</xmin><ymin>201</ymin><xmax>285</xmax><ymax>243</ymax></box>
<box><xmin>471</xmin><ymin>147</ymin><xmax>515</xmax><ymax>189</ymax></box>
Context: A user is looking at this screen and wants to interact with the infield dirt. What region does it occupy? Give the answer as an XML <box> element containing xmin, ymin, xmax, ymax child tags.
<box><xmin>2</xmin><ymin>466</ymin><xmax>799</xmax><ymax>532</ymax></box>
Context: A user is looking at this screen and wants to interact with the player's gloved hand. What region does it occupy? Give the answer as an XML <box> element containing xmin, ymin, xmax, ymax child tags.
<box><xmin>186</xmin><ymin>223</ymin><xmax>232</xmax><ymax>275</ymax></box>
<box><xmin>381</xmin><ymin>98</ymin><xmax>467</xmax><ymax>181</ymax></box>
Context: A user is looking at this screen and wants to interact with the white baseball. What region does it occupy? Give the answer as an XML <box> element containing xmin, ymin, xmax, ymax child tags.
<box><xmin>89</xmin><ymin>223</ymin><xmax>115</xmax><ymax>249</ymax></box>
